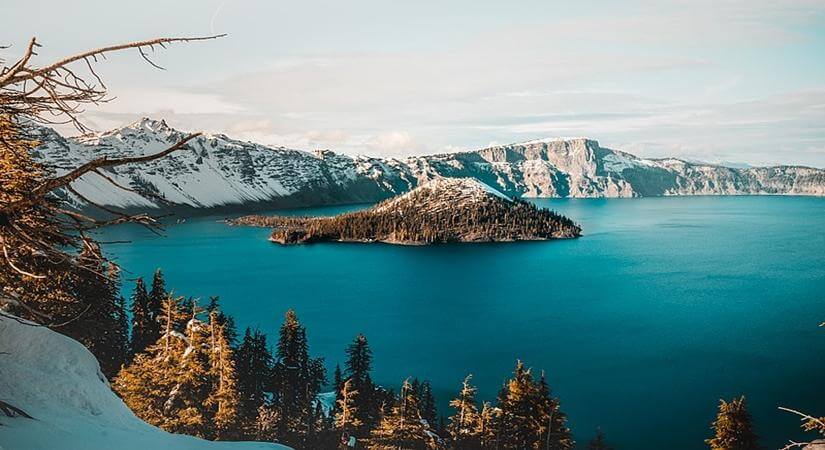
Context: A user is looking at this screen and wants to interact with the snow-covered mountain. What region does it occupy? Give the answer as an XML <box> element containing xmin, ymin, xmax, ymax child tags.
<box><xmin>31</xmin><ymin>118</ymin><xmax>825</xmax><ymax>214</ymax></box>
<box><xmin>0</xmin><ymin>315</ymin><xmax>289</xmax><ymax>450</ymax></box>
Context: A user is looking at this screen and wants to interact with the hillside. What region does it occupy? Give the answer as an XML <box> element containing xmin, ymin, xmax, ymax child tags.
<box><xmin>31</xmin><ymin>118</ymin><xmax>825</xmax><ymax>215</ymax></box>
<box><xmin>230</xmin><ymin>177</ymin><xmax>581</xmax><ymax>244</ymax></box>
<box><xmin>0</xmin><ymin>315</ymin><xmax>290</xmax><ymax>450</ymax></box>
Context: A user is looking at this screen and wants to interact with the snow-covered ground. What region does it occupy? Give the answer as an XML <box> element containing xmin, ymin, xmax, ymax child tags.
<box><xmin>0</xmin><ymin>315</ymin><xmax>290</xmax><ymax>450</ymax></box>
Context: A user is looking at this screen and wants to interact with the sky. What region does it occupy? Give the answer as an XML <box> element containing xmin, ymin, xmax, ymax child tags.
<box><xmin>2</xmin><ymin>0</ymin><xmax>825</xmax><ymax>166</ymax></box>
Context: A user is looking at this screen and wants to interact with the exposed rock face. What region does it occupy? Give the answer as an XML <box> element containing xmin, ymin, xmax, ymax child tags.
<box><xmin>31</xmin><ymin>118</ymin><xmax>825</xmax><ymax>214</ymax></box>
<box><xmin>230</xmin><ymin>177</ymin><xmax>581</xmax><ymax>245</ymax></box>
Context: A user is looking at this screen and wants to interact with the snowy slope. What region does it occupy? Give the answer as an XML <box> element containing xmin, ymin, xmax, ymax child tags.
<box><xmin>373</xmin><ymin>177</ymin><xmax>511</xmax><ymax>213</ymax></box>
<box><xmin>30</xmin><ymin>118</ymin><xmax>825</xmax><ymax>214</ymax></box>
<box><xmin>0</xmin><ymin>315</ymin><xmax>290</xmax><ymax>450</ymax></box>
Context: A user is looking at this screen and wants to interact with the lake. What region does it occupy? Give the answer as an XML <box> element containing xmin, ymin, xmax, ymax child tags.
<box><xmin>97</xmin><ymin>196</ymin><xmax>825</xmax><ymax>449</ymax></box>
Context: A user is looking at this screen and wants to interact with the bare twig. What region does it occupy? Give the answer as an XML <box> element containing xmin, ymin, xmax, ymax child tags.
<box><xmin>33</xmin><ymin>132</ymin><xmax>199</xmax><ymax>195</ymax></box>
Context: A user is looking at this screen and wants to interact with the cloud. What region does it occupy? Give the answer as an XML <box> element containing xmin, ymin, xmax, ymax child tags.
<box><xmin>30</xmin><ymin>0</ymin><xmax>825</xmax><ymax>167</ymax></box>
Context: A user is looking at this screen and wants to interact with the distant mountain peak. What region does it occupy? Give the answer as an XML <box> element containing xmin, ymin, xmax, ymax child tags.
<box><xmin>127</xmin><ymin>117</ymin><xmax>172</xmax><ymax>133</ymax></box>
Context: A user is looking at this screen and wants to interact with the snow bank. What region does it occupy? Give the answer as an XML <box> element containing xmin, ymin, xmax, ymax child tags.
<box><xmin>0</xmin><ymin>315</ymin><xmax>290</xmax><ymax>450</ymax></box>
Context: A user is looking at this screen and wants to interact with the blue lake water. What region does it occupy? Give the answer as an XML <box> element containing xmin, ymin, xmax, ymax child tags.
<box><xmin>97</xmin><ymin>196</ymin><xmax>825</xmax><ymax>449</ymax></box>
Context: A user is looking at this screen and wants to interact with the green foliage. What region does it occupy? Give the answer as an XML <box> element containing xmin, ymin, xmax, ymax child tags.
<box><xmin>447</xmin><ymin>375</ymin><xmax>482</xmax><ymax>449</ymax></box>
<box><xmin>235</xmin><ymin>327</ymin><xmax>273</xmax><ymax>438</ymax></box>
<box><xmin>114</xmin><ymin>296</ymin><xmax>242</xmax><ymax>440</ymax></box>
<box><xmin>588</xmin><ymin>428</ymin><xmax>613</xmax><ymax>450</ymax></box>
<box><xmin>258</xmin><ymin>309</ymin><xmax>326</xmax><ymax>448</ymax></box>
<box><xmin>129</xmin><ymin>278</ymin><xmax>153</xmax><ymax>355</ymax></box>
<box><xmin>706</xmin><ymin>396</ymin><xmax>759</xmax><ymax>450</ymax></box>
<box><xmin>368</xmin><ymin>378</ymin><xmax>439</xmax><ymax>450</ymax></box>
<box><xmin>495</xmin><ymin>361</ymin><xmax>573</xmax><ymax>450</ymax></box>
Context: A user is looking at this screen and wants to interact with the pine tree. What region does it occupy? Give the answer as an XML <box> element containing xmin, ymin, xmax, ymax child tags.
<box><xmin>129</xmin><ymin>277</ymin><xmax>154</xmax><ymax>355</ymax></box>
<box><xmin>536</xmin><ymin>371</ymin><xmax>573</xmax><ymax>450</ymax></box>
<box><xmin>496</xmin><ymin>361</ymin><xmax>573</xmax><ymax>450</ymax></box>
<box><xmin>206</xmin><ymin>311</ymin><xmax>241</xmax><ymax>440</ymax></box>
<box><xmin>447</xmin><ymin>375</ymin><xmax>482</xmax><ymax>449</ymax></box>
<box><xmin>147</xmin><ymin>268</ymin><xmax>166</xmax><ymax>334</ymax></box>
<box><xmin>419</xmin><ymin>381</ymin><xmax>438</xmax><ymax>429</ymax></box>
<box><xmin>67</xmin><ymin>246</ymin><xmax>127</xmax><ymax>378</ymax></box>
<box><xmin>335</xmin><ymin>378</ymin><xmax>363</xmax><ymax>433</ymax></box>
<box><xmin>262</xmin><ymin>309</ymin><xmax>326</xmax><ymax>448</ymax></box>
<box><xmin>235</xmin><ymin>327</ymin><xmax>273</xmax><ymax>438</ymax></box>
<box><xmin>206</xmin><ymin>295</ymin><xmax>237</xmax><ymax>348</ymax></box>
<box><xmin>169</xmin><ymin>300</ymin><xmax>212</xmax><ymax>438</ymax></box>
<box><xmin>332</xmin><ymin>364</ymin><xmax>344</xmax><ymax>421</ymax></box>
<box><xmin>588</xmin><ymin>428</ymin><xmax>613</xmax><ymax>450</ymax></box>
<box><xmin>345</xmin><ymin>333</ymin><xmax>379</xmax><ymax>434</ymax></box>
<box><xmin>114</xmin><ymin>295</ymin><xmax>131</xmax><ymax>368</ymax></box>
<box><xmin>115</xmin><ymin>295</ymin><xmax>186</xmax><ymax>430</ymax></box>
<box><xmin>369</xmin><ymin>378</ymin><xmax>434</xmax><ymax>450</ymax></box>
<box><xmin>706</xmin><ymin>396</ymin><xmax>759</xmax><ymax>450</ymax></box>
<box><xmin>478</xmin><ymin>401</ymin><xmax>500</xmax><ymax>449</ymax></box>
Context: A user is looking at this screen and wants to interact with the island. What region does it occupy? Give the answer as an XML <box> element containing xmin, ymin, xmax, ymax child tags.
<box><xmin>229</xmin><ymin>178</ymin><xmax>581</xmax><ymax>245</ymax></box>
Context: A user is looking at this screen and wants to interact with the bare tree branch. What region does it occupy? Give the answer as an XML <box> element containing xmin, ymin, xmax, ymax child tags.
<box><xmin>33</xmin><ymin>132</ymin><xmax>200</xmax><ymax>196</ymax></box>
<box><xmin>4</xmin><ymin>35</ymin><xmax>225</xmax><ymax>85</ymax></box>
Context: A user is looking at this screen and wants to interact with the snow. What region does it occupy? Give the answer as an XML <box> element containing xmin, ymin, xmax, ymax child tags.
<box><xmin>314</xmin><ymin>391</ymin><xmax>336</xmax><ymax>417</ymax></box>
<box><xmin>601</xmin><ymin>151</ymin><xmax>659</xmax><ymax>173</ymax></box>
<box><xmin>515</xmin><ymin>137</ymin><xmax>592</xmax><ymax>146</ymax></box>
<box><xmin>0</xmin><ymin>315</ymin><xmax>290</xmax><ymax>450</ymax></box>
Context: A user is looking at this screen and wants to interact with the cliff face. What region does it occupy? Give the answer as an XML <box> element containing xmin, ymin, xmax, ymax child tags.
<box><xmin>31</xmin><ymin>119</ymin><xmax>825</xmax><ymax>214</ymax></box>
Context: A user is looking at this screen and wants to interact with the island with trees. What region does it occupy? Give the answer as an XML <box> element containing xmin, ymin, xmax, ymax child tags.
<box><xmin>229</xmin><ymin>177</ymin><xmax>582</xmax><ymax>245</ymax></box>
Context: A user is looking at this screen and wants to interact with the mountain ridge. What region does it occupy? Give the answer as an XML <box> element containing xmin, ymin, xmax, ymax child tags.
<box><xmin>30</xmin><ymin>118</ymin><xmax>825</xmax><ymax>215</ymax></box>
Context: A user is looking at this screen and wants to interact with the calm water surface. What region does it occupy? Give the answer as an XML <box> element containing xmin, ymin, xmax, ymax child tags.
<box><xmin>98</xmin><ymin>196</ymin><xmax>825</xmax><ymax>449</ymax></box>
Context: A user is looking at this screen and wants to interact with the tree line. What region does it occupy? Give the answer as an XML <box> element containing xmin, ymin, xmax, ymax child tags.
<box><xmin>105</xmin><ymin>270</ymin><xmax>586</xmax><ymax>449</ymax></box>
<box><xmin>4</xmin><ymin>262</ymin><xmax>810</xmax><ymax>450</ymax></box>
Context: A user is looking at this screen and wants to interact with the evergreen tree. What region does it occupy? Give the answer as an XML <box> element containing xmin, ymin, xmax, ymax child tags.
<box><xmin>332</xmin><ymin>364</ymin><xmax>344</xmax><ymax>420</ymax></box>
<box><xmin>496</xmin><ymin>361</ymin><xmax>573</xmax><ymax>450</ymax></box>
<box><xmin>67</xmin><ymin>246</ymin><xmax>127</xmax><ymax>378</ymax></box>
<box><xmin>345</xmin><ymin>333</ymin><xmax>380</xmax><ymax>434</ymax></box>
<box><xmin>235</xmin><ymin>327</ymin><xmax>273</xmax><ymax>438</ymax></box>
<box><xmin>419</xmin><ymin>381</ymin><xmax>438</xmax><ymax>429</ymax></box>
<box><xmin>206</xmin><ymin>311</ymin><xmax>241</xmax><ymax>440</ymax></box>
<box><xmin>536</xmin><ymin>371</ymin><xmax>573</xmax><ymax>450</ymax></box>
<box><xmin>115</xmin><ymin>295</ymin><xmax>186</xmax><ymax>430</ymax></box>
<box><xmin>447</xmin><ymin>375</ymin><xmax>482</xmax><ymax>449</ymax></box>
<box><xmin>116</xmin><ymin>296</ymin><xmax>242</xmax><ymax>441</ymax></box>
<box><xmin>206</xmin><ymin>296</ymin><xmax>237</xmax><ymax>348</ymax></box>
<box><xmin>147</xmin><ymin>268</ymin><xmax>166</xmax><ymax>334</ymax></box>
<box><xmin>335</xmin><ymin>378</ymin><xmax>363</xmax><ymax>435</ymax></box>
<box><xmin>168</xmin><ymin>301</ymin><xmax>212</xmax><ymax>438</ymax></box>
<box><xmin>129</xmin><ymin>277</ymin><xmax>153</xmax><ymax>355</ymax></box>
<box><xmin>478</xmin><ymin>401</ymin><xmax>500</xmax><ymax>449</ymax></box>
<box><xmin>114</xmin><ymin>295</ymin><xmax>131</xmax><ymax>367</ymax></box>
<box><xmin>706</xmin><ymin>396</ymin><xmax>759</xmax><ymax>450</ymax></box>
<box><xmin>369</xmin><ymin>378</ymin><xmax>436</xmax><ymax>450</ymax></box>
<box><xmin>588</xmin><ymin>428</ymin><xmax>613</xmax><ymax>450</ymax></box>
<box><xmin>262</xmin><ymin>309</ymin><xmax>326</xmax><ymax>448</ymax></box>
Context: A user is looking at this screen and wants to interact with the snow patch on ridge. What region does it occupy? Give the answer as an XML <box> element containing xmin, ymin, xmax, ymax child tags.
<box><xmin>0</xmin><ymin>315</ymin><xmax>290</xmax><ymax>450</ymax></box>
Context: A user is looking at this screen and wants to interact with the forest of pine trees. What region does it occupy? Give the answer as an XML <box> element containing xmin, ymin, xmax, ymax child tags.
<box><xmin>5</xmin><ymin>259</ymin><xmax>787</xmax><ymax>449</ymax></box>
<box><xmin>103</xmin><ymin>269</ymin><xmax>591</xmax><ymax>449</ymax></box>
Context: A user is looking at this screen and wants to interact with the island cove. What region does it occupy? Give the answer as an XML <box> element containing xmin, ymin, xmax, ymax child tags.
<box><xmin>229</xmin><ymin>178</ymin><xmax>581</xmax><ymax>245</ymax></box>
